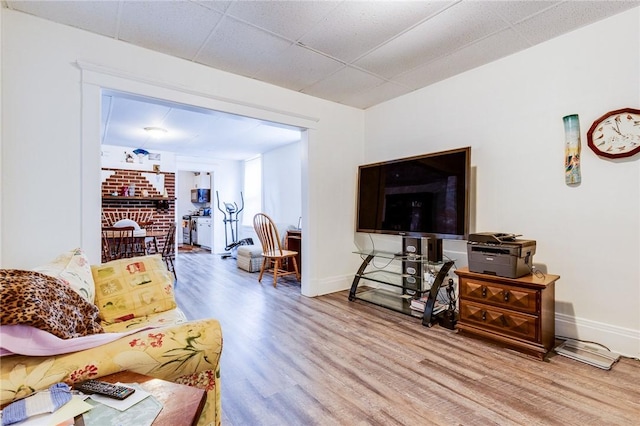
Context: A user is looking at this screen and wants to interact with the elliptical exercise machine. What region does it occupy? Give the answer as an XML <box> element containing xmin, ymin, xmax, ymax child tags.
<box><xmin>216</xmin><ymin>191</ymin><xmax>253</xmax><ymax>259</ymax></box>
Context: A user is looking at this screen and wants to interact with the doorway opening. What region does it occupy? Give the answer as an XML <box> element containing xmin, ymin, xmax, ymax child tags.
<box><xmin>96</xmin><ymin>89</ymin><xmax>306</xmax><ymax>288</ymax></box>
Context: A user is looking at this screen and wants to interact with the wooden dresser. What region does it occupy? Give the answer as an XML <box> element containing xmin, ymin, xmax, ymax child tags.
<box><xmin>454</xmin><ymin>267</ymin><xmax>560</xmax><ymax>360</ymax></box>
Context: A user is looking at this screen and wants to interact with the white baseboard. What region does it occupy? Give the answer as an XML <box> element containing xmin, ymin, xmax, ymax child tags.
<box><xmin>305</xmin><ymin>274</ymin><xmax>352</xmax><ymax>297</ymax></box>
<box><xmin>556</xmin><ymin>312</ymin><xmax>640</xmax><ymax>359</ymax></box>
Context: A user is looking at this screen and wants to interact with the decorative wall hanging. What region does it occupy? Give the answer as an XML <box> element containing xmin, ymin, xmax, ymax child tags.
<box><xmin>563</xmin><ymin>114</ymin><xmax>581</xmax><ymax>185</ymax></box>
<box><xmin>587</xmin><ymin>108</ymin><xmax>640</xmax><ymax>159</ymax></box>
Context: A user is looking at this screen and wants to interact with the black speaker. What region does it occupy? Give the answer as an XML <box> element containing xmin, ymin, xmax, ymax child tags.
<box><xmin>403</xmin><ymin>259</ymin><xmax>423</xmax><ymax>292</ymax></box>
<box><xmin>402</xmin><ymin>237</ymin><xmax>427</xmax><ymax>255</ymax></box>
<box><xmin>403</xmin><ymin>236</ymin><xmax>443</xmax><ymax>262</ymax></box>
<box><xmin>427</xmin><ymin>238</ymin><xmax>443</xmax><ymax>262</ymax></box>
<box><xmin>404</xmin><ymin>260</ymin><xmax>421</xmax><ymax>276</ymax></box>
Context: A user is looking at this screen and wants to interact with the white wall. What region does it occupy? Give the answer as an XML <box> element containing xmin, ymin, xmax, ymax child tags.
<box><xmin>263</xmin><ymin>141</ymin><xmax>302</xmax><ymax>227</ymax></box>
<box><xmin>365</xmin><ymin>8</ymin><xmax>640</xmax><ymax>356</ymax></box>
<box><xmin>0</xmin><ymin>9</ymin><xmax>365</xmax><ymax>298</ymax></box>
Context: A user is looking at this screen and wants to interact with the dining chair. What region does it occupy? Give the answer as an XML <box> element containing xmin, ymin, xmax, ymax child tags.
<box><xmin>253</xmin><ymin>213</ymin><xmax>300</xmax><ymax>287</ymax></box>
<box><xmin>102</xmin><ymin>226</ymin><xmax>137</xmax><ymax>261</ymax></box>
<box><xmin>139</xmin><ymin>221</ymin><xmax>159</xmax><ymax>254</ymax></box>
<box><xmin>162</xmin><ymin>222</ymin><xmax>177</xmax><ymax>280</ymax></box>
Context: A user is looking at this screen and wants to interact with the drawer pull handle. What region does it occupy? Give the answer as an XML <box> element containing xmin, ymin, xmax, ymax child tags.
<box><xmin>481</xmin><ymin>311</ymin><xmax>486</xmax><ymax>321</ymax></box>
<box><xmin>481</xmin><ymin>287</ymin><xmax>487</xmax><ymax>298</ymax></box>
<box><xmin>503</xmin><ymin>291</ymin><xmax>510</xmax><ymax>302</ymax></box>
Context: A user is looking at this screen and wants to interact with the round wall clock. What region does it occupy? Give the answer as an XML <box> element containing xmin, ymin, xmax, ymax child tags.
<box><xmin>587</xmin><ymin>108</ymin><xmax>640</xmax><ymax>159</ymax></box>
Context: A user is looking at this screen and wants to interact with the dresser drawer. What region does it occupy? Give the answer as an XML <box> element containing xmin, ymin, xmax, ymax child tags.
<box><xmin>460</xmin><ymin>278</ymin><xmax>539</xmax><ymax>314</ymax></box>
<box><xmin>460</xmin><ymin>301</ymin><xmax>539</xmax><ymax>342</ymax></box>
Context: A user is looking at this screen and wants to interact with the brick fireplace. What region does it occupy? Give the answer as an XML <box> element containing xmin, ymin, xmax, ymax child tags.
<box><xmin>101</xmin><ymin>168</ymin><xmax>176</xmax><ymax>255</ymax></box>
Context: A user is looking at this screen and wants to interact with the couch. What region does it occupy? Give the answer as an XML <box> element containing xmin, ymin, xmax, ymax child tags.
<box><xmin>0</xmin><ymin>249</ymin><xmax>222</xmax><ymax>426</ymax></box>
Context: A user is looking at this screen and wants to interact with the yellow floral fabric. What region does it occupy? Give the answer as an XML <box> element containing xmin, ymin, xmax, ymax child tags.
<box><xmin>0</xmin><ymin>317</ymin><xmax>222</xmax><ymax>426</ymax></box>
<box><xmin>91</xmin><ymin>255</ymin><xmax>177</xmax><ymax>322</ymax></box>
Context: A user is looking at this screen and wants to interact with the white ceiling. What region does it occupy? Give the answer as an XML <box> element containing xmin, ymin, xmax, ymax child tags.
<box><xmin>5</xmin><ymin>0</ymin><xmax>638</xmax><ymax>159</ymax></box>
<box><xmin>101</xmin><ymin>90</ymin><xmax>303</xmax><ymax>160</ymax></box>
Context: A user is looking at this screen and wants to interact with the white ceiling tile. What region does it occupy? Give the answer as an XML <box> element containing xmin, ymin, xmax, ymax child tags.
<box><xmin>513</xmin><ymin>1</ymin><xmax>640</xmax><ymax>45</ymax></box>
<box><xmin>225</xmin><ymin>0</ymin><xmax>340</xmax><ymax>41</ymax></box>
<box><xmin>299</xmin><ymin>1</ymin><xmax>452</xmax><ymax>63</ymax></box>
<box><xmin>253</xmin><ymin>43</ymin><xmax>345</xmax><ymax>92</ymax></box>
<box><xmin>484</xmin><ymin>1</ymin><xmax>561</xmax><ymax>25</ymax></box>
<box><xmin>196</xmin><ymin>16</ymin><xmax>293</xmax><ymax>79</ymax></box>
<box><xmin>302</xmin><ymin>66</ymin><xmax>385</xmax><ymax>103</ymax></box>
<box><xmin>395</xmin><ymin>28</ymin><xmax>531</xmax><ymax>90</ymax></box>
<box><xmin>354</xmin><ymin>1</ymin><xmax>510</xmax><ymax>79</ymax></box>
<box><xmin>340</xmin><ymin>81</ymin><xmax>414</xmax><ymax>110</ymax></box>
<box><xmin>118</xmin><ymin>1</ymin><xmax>223</xmax><ymax>61</ymax></box>
<box><xmin>192</xmin><ymin>0</ymin><xmax>234</xmax><ymax>14</ymax></box>
<box><xmin>7</xmin><ymin>0</ymin><xmax>120</xmax><ymax>37</ymax></box>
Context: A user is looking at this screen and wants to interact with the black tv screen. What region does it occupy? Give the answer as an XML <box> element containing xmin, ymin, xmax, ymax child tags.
<box><xmin>356</xmin><ymin>147</ymin><xmax>470</xmax><ymax>239</ymax></box>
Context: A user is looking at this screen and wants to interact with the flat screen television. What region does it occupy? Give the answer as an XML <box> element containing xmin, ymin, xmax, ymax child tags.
<box><xmin>356</xmin><ymin>147</ymin><xmax>470</xmax><ymax>241</ymax></box>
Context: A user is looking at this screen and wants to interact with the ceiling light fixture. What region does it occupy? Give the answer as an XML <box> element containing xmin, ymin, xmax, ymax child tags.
<box><xmin>144</xmin><ymin>126</ymin><xmax>168</xmax><ymax>137</ymax></box>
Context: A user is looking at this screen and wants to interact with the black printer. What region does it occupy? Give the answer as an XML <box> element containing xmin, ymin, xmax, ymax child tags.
<box><xmin>467</xmin><ymin>232</ymin><xmax>536</xmax><ymax>279</ymax></box>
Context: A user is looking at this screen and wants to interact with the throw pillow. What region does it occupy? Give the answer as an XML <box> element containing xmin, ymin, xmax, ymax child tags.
<box><xmin>0</xmin><ymin>269</ymin><xmax>104</xmax><ymax>339</ymax></box>
<box><xmin>91</xmin><ymin>254</ymin><xmax>176</xmax><ymax>322</ymax></box>
<box><xmin>33</xmin><ymin>248</ymin><xmax>95</xmax><ymax>303</ymax></box>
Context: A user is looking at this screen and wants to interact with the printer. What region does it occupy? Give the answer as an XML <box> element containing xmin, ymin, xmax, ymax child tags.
<box><xmin>467</xmin><ymin>233</ymin><xmax>536</xmax><ymax>279</ymax></box>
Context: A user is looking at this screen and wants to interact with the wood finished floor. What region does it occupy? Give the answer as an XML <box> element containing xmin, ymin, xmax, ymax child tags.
<box><xmin>174</xmin><ymin>252</ymin><xmax>640</xmax><ymax>426</ymax></box>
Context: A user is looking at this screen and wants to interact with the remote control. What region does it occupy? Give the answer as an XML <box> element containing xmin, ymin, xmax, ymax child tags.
<box><xmin>75</xmin><ymin>380</ymin><xmax>136</xmax><ymax>400</ymax></box>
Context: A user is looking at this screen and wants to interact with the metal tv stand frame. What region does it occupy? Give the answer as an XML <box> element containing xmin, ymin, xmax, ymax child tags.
<box><xmin>348</xmin><ymin>245</ymin><xmax>454</xmax><ymax>327</ymax></box>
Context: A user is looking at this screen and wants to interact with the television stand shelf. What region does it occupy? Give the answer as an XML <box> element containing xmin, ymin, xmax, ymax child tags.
<box><xmin>348</xmin><ymin>250</ymin><xmax>454</xmax><ymax>326</ymax></box>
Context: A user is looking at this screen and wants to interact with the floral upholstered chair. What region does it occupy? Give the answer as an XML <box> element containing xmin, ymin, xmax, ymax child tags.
<box><xmin>0</xmin><ymin>249</ymin><xmax>223</xmax><ymax>426</ymax></box>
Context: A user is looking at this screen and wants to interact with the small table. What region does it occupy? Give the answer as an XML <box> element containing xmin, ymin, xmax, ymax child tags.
<box><xmin>285</xmin><ymin>229</ymin><xmax>302</xmax><ymax>277</ymax></box>
<box><xmin>76</xmin><ymin>371</ymin><xmax>206</xmax><ymax>426</ymax></box>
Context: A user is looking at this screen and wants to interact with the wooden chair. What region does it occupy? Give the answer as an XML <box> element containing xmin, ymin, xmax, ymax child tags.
<box><xmin>162</xmin><ymin>222</ymin><xmax>177</xmax><ymax>280</ymax></box>
<box><xmin>253</xmin><ymin>213</ymin><xmax>300</xmax><ymax>287</ymax></box>
<box><xmin>139</xmin><ymin>221</ymin><xmax>159</xmax><ymax>254</ymax></box>
<box><xmin>102</xmin><ymin>226</ymin><xmax>137</xmax><ymax>261</ymax></box>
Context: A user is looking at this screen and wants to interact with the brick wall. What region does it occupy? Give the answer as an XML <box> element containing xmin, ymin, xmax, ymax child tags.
<box><xmin>101</xmin><ymin>168</ymin><xmax>176</xmax><ymax>257</ymax></box>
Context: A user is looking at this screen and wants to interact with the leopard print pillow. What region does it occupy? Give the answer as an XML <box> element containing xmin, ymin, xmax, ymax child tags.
<box><xmin>0</xmin><ymin>269</ymin><xmax>103</xmax><ymax>339</ymax></box>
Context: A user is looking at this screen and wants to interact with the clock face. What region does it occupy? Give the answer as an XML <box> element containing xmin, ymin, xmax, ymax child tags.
<box><xmin>587</xmin><ymin>108</ymin><xmax>640</xmax><ymax>159</ymax></box>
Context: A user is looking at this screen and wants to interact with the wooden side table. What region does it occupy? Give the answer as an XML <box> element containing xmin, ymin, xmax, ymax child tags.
<box><xmin>77</xmin><ymin>371</ymin><xmax>206</xmax><ymax>426</ymax></box>
<box><xmin>455</xmin><ymin>267</ymin><xmax>560</xmax><ymax>360</ymax></box>
<box><xmin>286</xmin><ymin>229</ymin><xmax>302</xmax><ymax>277</ymax></box>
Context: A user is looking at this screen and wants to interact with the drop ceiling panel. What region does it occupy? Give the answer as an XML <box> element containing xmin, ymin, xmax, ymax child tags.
<box><xmin>6</xmin><ymin>0</ymin><xmax>119</xmax><ymax>37</ymax></box>
<box><xmin>195</xmin><ymin>15</ymin><xmax>293</xmax><ymax>79</ymax></box>
<box><xmin>253</xmin><ymin>43</ymin><xmax>345</xmax><ymax>92</ymax></box>
<box><xmin>396</xmin><ymin>27</ymin><xmax>532</xmax><ymax>91</ymax></box>
<box><xmin>118</xmin><ymin>1</ymin><xmax>223</xmax><ymax>61</ymax></box>
<box><xmin>302</xmin><ymin>66</ymin><xmax>385</xmax><ymax>103</ymax></box>
<box><xmin>340</xmin><ymin>81</ymin><xmax>414</xmax><ymax>110</ymax></box>
<box><xmin>354</xmin><ymin>1</ymin><xmax>511</xmax><ymax>79</ymax></box>
<box><xmin>225</xmin><ymin>0</ymin><xmax>340</xmax><ymax>41</ymax></box>
<box><xmin>193</xmin><ymin>0</ymin><xmax>234</xmax><ymax>14</ymax></box>
<box><xmin>485</xmin><ymin>1</ymin><xmax>561</xmax><ymax>25</ymax></box>
<box><xmin>512</xmin><ymin>1</ymin><xmax>639</xmax><ymax>45</ymax></box>
<box><xmin>299</xmin><ymin>1</ymin><xmax>451</xmax><ymax>63</ymax></box>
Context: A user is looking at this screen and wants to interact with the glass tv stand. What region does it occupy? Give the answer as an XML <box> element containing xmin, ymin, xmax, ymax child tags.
<box><xmin>348</xmin><ymin>250</ymin><xmax>454</xmax><ymax>327</ymax></box>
